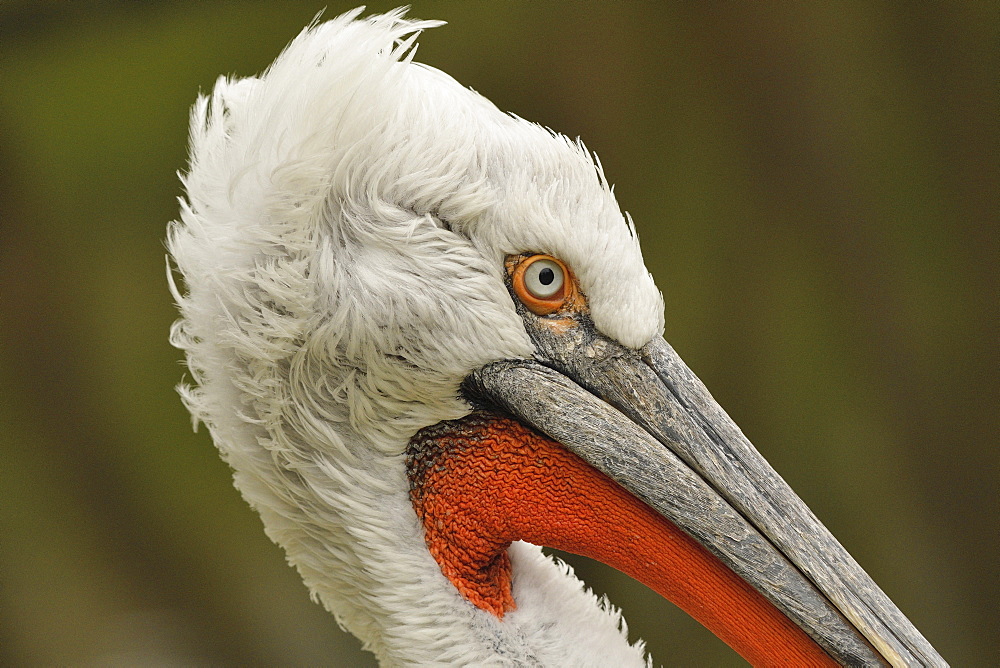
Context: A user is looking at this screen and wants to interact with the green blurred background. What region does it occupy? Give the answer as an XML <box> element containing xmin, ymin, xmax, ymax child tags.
<box><xmin>1</xmin><ymin>1</ymin><xmax>996</xmax><ymax>665</ymax></box>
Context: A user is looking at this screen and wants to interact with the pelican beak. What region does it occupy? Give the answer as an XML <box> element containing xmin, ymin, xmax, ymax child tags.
<box><xmin>458</xmin><ymin>326</ymin><xmax>944</xmax><ymax>667</ymax></box>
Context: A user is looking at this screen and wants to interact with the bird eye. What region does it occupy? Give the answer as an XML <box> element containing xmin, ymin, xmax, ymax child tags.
<box><xmin>511</xmin><ymin>254</ymin><xmax>572</xmax><ymax>315</ymax></box>
<box><xmin>523</xmin><ymin>259</ymin><xmax>564</xmax><ymax>299</ymax></box>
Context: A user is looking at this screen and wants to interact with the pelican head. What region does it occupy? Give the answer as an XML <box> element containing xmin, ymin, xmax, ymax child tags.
<box><xmin>168</xmin><ymin>8</ymin><xmax>944</xmax><ymax>666</ymax></box>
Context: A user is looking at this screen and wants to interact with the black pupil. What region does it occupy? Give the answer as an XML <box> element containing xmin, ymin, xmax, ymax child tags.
<box><xmin>538</xmin><ymin>267</ymin><xmax>555</xmax><ymax>285</ymax></box>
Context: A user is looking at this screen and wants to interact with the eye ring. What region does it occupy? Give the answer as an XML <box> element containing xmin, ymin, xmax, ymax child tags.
<box><xmin>512</xmin><ymin>255</ymin><xmax>571</xmax><ymax>315</ymax></box>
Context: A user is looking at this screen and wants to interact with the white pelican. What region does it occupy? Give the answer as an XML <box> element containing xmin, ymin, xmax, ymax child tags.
<box><xmin>168</xmin><ymin>8</ymin><xmax>945</xmax><ymax>666</ymax></box>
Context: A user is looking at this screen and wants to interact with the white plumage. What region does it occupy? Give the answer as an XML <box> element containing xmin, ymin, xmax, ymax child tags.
<box><xmin>169</xmin><ymin>8</ymin><xmax>663</xmax><ymax>665</ymax></box>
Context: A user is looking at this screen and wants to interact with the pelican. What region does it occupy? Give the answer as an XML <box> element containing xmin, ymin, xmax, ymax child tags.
<box><xmin>168</xmin><ymin>8</ymin><xmax>945</xmax><ymax>666</ymax></box>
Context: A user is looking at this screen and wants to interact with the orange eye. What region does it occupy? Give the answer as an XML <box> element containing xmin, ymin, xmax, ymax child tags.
<box><xmin>512</xmin><ymin>255</ymin><xmax>571</xmax><ymax>315</ymax></box>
